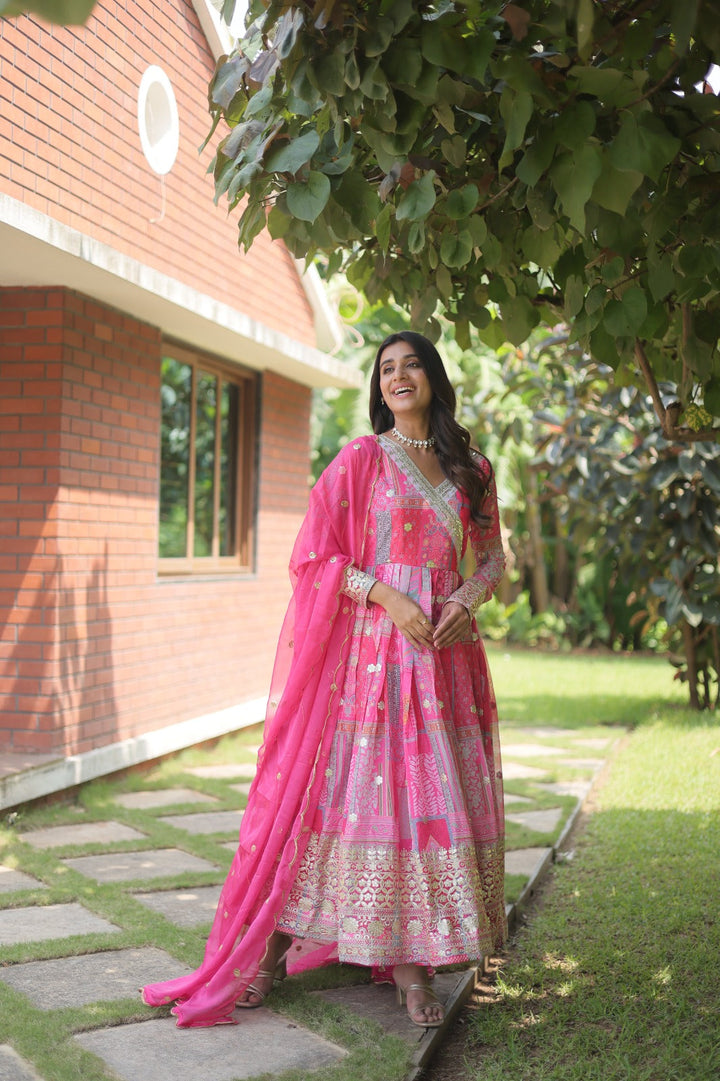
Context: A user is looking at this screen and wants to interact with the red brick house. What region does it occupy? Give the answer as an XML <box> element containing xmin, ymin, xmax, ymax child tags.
<box><xmin>0</xmin><ymin>1</ymin><xmax>360</xmax><ymax>808</ymax></box>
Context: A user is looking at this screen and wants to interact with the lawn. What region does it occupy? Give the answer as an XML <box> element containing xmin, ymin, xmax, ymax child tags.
<box><xmin>453</xmin><ymin>653</ymin><xmax>720</xmax><ymax>1081</ymax></box>
<box><xmin>1</xmin><ymin>648</ymin><xmax>714</xmax><ymax>1081</ymax></box>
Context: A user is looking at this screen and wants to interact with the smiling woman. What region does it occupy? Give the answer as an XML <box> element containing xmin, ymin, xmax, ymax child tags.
<box><xmin>143</xmin><ymin>330</ymin><xmax>507</xmax><ymax>1032</ymax></box>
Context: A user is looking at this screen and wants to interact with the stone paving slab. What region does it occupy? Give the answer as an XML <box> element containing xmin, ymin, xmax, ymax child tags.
<box><xmin>509</xmin><ymin>726</ymin><xmax>574</xmax><ymax>738</ymax></box>
<box><xmin>75</xmin><ymin>1013</ymin><xmax>347</xmax><ymax>1081</ymax></box>
<box><xmin>506</xmin><ymin>808</ymin><xmax>564</xmax><ymax>834</ymax></box>
<box><xmin>0</xmin><ymin>903</ymin><xmax>119</xmax><ymax>945</ymax></box>
<box><xmin>114</xmin><ymin>789</ymin><xmax>218</xmax><ymax>809</ymax></box>
<box><xmin>503</xmin><ymin>762</ymin><xmax>548</xmax><ymax>780</ymax></box>
<box><xmin>19</xmin><ymin>821</ymin><xmax>146</xmax><ymax>849</ymax></box>
<box><xmin>185</xmin><ymin>764</ymin><xmax>257</xmax><ymax>780</ymax></box>
<box><xmin>537</xmin><ymin>779</ymin><xmax>593</xmax><ymax>799</ymax></box>
<box><xmin>505</xmin><ymin>847</ymin><xmax>553</xmax><ymax>877</ymax></box>
<box><xmin>502</xmin><ymin>743</ymin><xmax>564</xmax><ymax>757</ymax></box>
<box><xmin>133</xmin><ymin>885</ymin><xmax>222</xmax><ymax>927</ymax></box>
<box><xmin>62</xmin><ymin>849</ymin><xmax>217</xmax><ymax>883</ymax></box>
<box><xmin>316</xmin><ymin>971</ymin><xmax>462</xmax><ymax>1043</ymax></box>
<box><xmin>0</xmin><ymin>947</ymin><xmax>190</xmax><ymax>1009</ymax></box>
<box><xmin>229</xmin><ymin>782</ymin><xmax>252</xmax><ymax>797</ymax></box>
<box><xmin>569</xmin><ymin>737</ymin><xmax>612</xmax><ymax>749</ymax></box>
<box><xmin>502</xmin><ymin>793</ymin><xmax>533</xmax><ymax>805</ymax></box>
<box><xmin>557</xmin><ymin>757</ymin><xmax>604</xmax><ymax>769</ymax></box>
<box><xmin>0</xmin><ymin>1045</ymin><xmax>45</xmax><ymax>1081</ymax></box>
<box><xmin>0</xmin><ymin>866</ymin><xmax>48</xmax><ymax>893</ymax></box>
<box><xmin>158</xmin><ymin>811</ymin><xmax>244</xmax><ymax>835</ymax></box>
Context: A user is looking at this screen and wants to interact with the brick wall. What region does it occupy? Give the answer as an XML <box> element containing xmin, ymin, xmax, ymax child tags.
<box><xmin>0</xmin><ymin>288</ymin><xmax>312</xmax><ymax>754</ymax></box>
<box><xmin>0</xmin><ymin>1</ymin><xmax>315</xmax><ymax>345</ymax></box>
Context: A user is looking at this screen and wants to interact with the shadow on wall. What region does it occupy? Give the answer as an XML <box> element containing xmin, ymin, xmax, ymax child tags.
<box><xmin>54</xmin><ymin>541</ymin><xmax>118</xmax><ymax>756</ymax></box>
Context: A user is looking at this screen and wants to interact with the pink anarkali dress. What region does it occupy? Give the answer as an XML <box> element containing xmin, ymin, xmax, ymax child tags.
<box><xmin>143</xmin><ymin>433</ymin><xmax>506</xmax><ymax>1026</ymax></box>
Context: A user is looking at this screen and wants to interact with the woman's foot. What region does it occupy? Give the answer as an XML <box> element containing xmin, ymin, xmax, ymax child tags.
<box><xmin>392</xmin><ymin>963</ymin><xmax>445</xmax><ymax>1028</ymax></box>
<box><xmin>237</xmin><ymin>931</ymin><xmax>292</xmax><ymax>1008</ymax></box>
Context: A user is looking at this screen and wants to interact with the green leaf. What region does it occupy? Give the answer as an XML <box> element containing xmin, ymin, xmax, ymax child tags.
<box><xmin>589</xmin><ymin>324</ymin><xmax>620</xmax><ymax>368</ymax></box>
<box><xmin>516</xmin><ymin>136</ymin><xmax>557</xmax><ymax>187</ymax></box>
<box><xmin>576</xmin><ymin>0</ymin><xmax>596</xmax><ymax>59</ymax></box>
<box><xmin>312</xmin><ymin>50</ymin><xmax>347</xmax><ymax>96</ymax></box>
<box><xmin>440</xmin><ymin>231</ymin><xmax>474</xmax><ymax>268</ymax></box>
<box><xmin>0</xmin><ymin>0</ymin><xmax>96</xmax><ymax>22</ymax></box>
<box><xmin>441</xmin><ymin>134</ymin><xmax>467</xmax><ymax>169</ymax></box>
<box><xmin>244</xmin><ymin>83</ymin><xmax>275</xmax><ymax>119</ymax></box>
<box><xmin>591</xmin><ymin>157</ymin><xmax>643</xmax><ymax>216</ymax></box>
<box><xmin>212</xmin><ymin>55</ymin><xmax>250</xmax><ymax>110</ymax></box>
<box><xmin>522</xmin><ymin>224</ymin><xmax>564</xmax><ymax>270</ymax></box>
<box><xmin>568</xmin><ymin>65</ymin><xmax>633</xmax><ymax>104</ymax></box>
<box><xmin>445</xmin><ymin>184</ymin><xmax>479</xmax><ymax>220</ymax></box>
<box><xmin>363</xmin><ymin>14</ymin><xmax>396</xmax><ymax>57</ymax></box>
<box><xmin>408</xmin><ymin>220</ymin><xmax>426</xmax><ymax>254</ymax></box>
<box><xmin>478</xmin><ymin>317</ymin><xmax>508</xmax><ymax>350</ymax></box>
<box><xmin>585</xmin><ymin>283</ymin><xmax>607</xmax><ymax>315</ymax></box>
<box><xmin>376</xmin><ymin>204</ymin><xmax>392</xmax><ymax>253</ymax></box>
<box><xmin>465</xmin><ymin>215</ymin><xmax>488</xmax><ymax>246</ymax></box>
<box><xmin>264</xmin><ymin>130</ymin><xmax>320</xmax><ymax>174</ymax></box>
<box><xmin>396</xmin><ymin>172</ymin><xmax>437</xmax><ymax>222</ymax></box>
<box><xmin>564</xmin><ymin>275</ymin><xmax>586</xmax><ymax>319</ymax></box>
<box><xmin>670</xmin><ymin>0</ymin><xmax>701</xmax><ymax>55</ymax></box>
<box><xmin>421</xmin><ymin>24</ymin><xmax>494</xmax><ymax>80</ymax></box>
<box><xmin>551</xmin><ymin>146</ymin><xmax>603</xmax><ymax>232</ymax></box>
<box><xmin>693</xmin><ymin>310</ymin><xmax>720</xmax><ymax>345</ymax></box>
<box><xmin>555</xmin><ymin>101</ymin><xmax>596</xmax><ymax>150</ymax></box>
<box><xmin>500</xmin><ymin>295</ymin><xmax>539</xmax><ymax>345</ymax></box>
<box><xmin>603</xmin><ymin>287</ymin><xmax>648</xmax><ymax>336</ymax></box>
<box><xmin>286</xmin><ymin>171</ymin><xmax>331</xmax><ymax>222</ymax></box>
<box><xmin>704</xmin><ymin>376</ymin><xmax>720</xmax><ymax>416</ymax></box>
<box><xmin>237</xmin><ymin>201</ymin><xmax>266</xmax><ymax>251</ymax></box>
<box><xmin>499</xmin><ymin>90</ymin><xmax>534</xmax><ymax>171</ymax></box>
<box><xmin>454</xmin><ymin>317</ymin><xmax>471</xmax><ymax>352</ymax></box>
<box><xmin>609</xmin><ymin>114</ymin><xmax>682</xmax><ymax>180</ymax></box>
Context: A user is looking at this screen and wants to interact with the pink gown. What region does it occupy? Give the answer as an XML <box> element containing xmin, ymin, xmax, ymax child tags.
<box><xmin>142</xmin><ymin>434</ymin><xmax>505</xmax><ymax>1026</ymax></box>
<box><xmin>277</xmin><ymin>434</ymin><xmax>506</xmax><ymax>966</ymax></box>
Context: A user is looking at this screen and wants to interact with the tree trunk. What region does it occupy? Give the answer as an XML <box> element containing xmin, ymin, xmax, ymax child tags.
<box><xmin>682</xmin><ymin>619</ymin><xmax>701</xmax><ymax>710</ymax></box>
<box><xmin>525</xmin><ymin>467</ymin><xmax>550</xmax><ymax>613</ymax></box>
<box><xmin>553</xmin><ymin>511</ymin><xmax>570</xmax><ymax>603</ymax></box>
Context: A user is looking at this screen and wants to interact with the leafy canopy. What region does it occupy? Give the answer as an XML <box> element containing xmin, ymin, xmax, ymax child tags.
<box><xmin>0</xmin><ymin>0</ymin><xmax>96</xmax><ymax>22</ymax></box>
<box><xmin>208</xmin><ymin>0</ymin><xmax>720</xmax><ymax>439</ymax></box>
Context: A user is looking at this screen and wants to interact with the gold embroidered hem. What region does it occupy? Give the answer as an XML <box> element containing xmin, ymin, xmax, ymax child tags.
<box><xmin>277</xmin><ymin>832</ymin><xmax>506</xmax><ymax>967</ymax></box>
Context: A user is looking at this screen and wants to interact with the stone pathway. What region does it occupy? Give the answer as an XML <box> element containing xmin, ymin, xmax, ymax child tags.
<box><xmin>0</xmin><ymin>722</ymin><xmax>618</xmax><ymax>1081</ymax></box>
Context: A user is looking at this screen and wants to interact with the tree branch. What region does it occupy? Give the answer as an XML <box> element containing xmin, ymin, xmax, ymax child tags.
<box><xmin>635</xmin><ymin>338</ymin><xmax>720</xmax><ymax>443</ymax></box>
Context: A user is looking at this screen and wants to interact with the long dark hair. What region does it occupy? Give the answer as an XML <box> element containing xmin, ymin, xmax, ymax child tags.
<box><xmin>369</xmin><ymin>331</ymin><xmax>492</xmax><ymax>524</ymax></box>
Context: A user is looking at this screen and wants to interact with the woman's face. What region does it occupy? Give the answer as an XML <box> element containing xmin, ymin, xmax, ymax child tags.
<box><xmin>378</xmin><ymin>341</ymin><xmax>433</xmax><ymax>422</ymax></box>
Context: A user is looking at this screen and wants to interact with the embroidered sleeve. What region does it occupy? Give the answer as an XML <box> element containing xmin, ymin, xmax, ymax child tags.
<box><xmin>342</xmin><ymin>564</ymin><xmax>377</xmax><ymax>608</ymax></box>
<box><xmin>448</xmin><ymin>473</ymin><xmax>506</xmax><ymax>619</ymax></box>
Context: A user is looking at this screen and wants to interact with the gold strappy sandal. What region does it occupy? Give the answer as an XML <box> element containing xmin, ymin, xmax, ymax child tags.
<box><xmin>237</xmin><ymin>955</ymin><xmax>287</xmax><ymax>1009</ymax></box>
<box><xmin>396</xmin><ymin>982</ymin><xmax>445</xmax><ymax>1028</ymax></box>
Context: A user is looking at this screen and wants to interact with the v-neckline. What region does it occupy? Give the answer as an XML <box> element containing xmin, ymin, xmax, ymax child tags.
<box><xmin>379</xmin><ymin>434</ymin><xmax>454</xmax><ymax>494</ymax></box>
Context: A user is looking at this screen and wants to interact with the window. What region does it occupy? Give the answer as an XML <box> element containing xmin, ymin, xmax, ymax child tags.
<box><xmin>159</xmin><ymin>344</ymin><xmax>256</xmax><ymax>573</ymax></box>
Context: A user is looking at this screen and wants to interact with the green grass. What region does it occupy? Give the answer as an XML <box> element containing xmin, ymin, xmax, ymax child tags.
<box><xmin>488</xmin><ymin>646</ymin><xmax>687</xmax><ymax>728</ymax></box>
<box><xmin>464</xmin><ymin>708</ymin><xmax>720</xmax><ymax>1081</ymax></box>
<box><xmin>0</xmin><ymin>649</ymin><xmax>709</xmax><ymax>1081</ymax></box>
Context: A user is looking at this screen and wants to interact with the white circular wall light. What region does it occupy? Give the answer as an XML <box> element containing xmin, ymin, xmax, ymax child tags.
<box><xmin>137</xmin><ymin>65</ymin><xmax>179</xmax><ymax>175</ymax></box>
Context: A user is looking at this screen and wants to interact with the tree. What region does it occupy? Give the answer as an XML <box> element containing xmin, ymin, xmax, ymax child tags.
<box><xmin>0</xmin><ymin>0</ymin><xmax>96</xmax><ymax>22</ymax></box>
<box><xmin>532</xmin><ymin>359</ymin><xmax>720</xmax><ymax>709</ymax></box>
<box><xmin>207</xmin><ymin>0</ymin><xmax>720</xmax><ymax>442</ymax></box>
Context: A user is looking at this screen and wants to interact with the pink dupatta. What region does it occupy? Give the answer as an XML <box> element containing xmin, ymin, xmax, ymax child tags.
<box><xmin>142</xmin><ymin>437</ymin><xmax>383</xmax><ymax>1026</ymax></box>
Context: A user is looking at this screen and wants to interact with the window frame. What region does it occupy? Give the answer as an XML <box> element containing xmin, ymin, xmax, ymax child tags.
<box><xmin>158</xmin><ymin>341</ymin><xmax>257</xmax><ymax>577</ymax></box>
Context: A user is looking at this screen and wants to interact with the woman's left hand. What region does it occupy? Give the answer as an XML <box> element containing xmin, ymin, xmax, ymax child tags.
<box><xmin>433</xmin><ymin>602</ymin><xmax>472</xmax><ymax>649</ymax></box>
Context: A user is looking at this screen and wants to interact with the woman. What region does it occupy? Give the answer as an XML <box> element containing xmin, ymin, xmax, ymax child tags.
<box><xmin>143</xmin><ymin>331</ymin><xmax>506</xmax><ymax>1029</ymax></box>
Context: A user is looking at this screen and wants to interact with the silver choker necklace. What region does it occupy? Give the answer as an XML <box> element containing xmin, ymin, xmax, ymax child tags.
<box><xmin>392</xmin><ymin>427</ymin><xmax>436</xmax><ymax>450</ymax></box>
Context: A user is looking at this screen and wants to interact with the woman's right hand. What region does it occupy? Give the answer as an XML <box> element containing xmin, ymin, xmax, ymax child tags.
<box><xmin>367</xmin><ymin>582</ymin><xmax>434</xmax><ymax>649</ymax></box>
